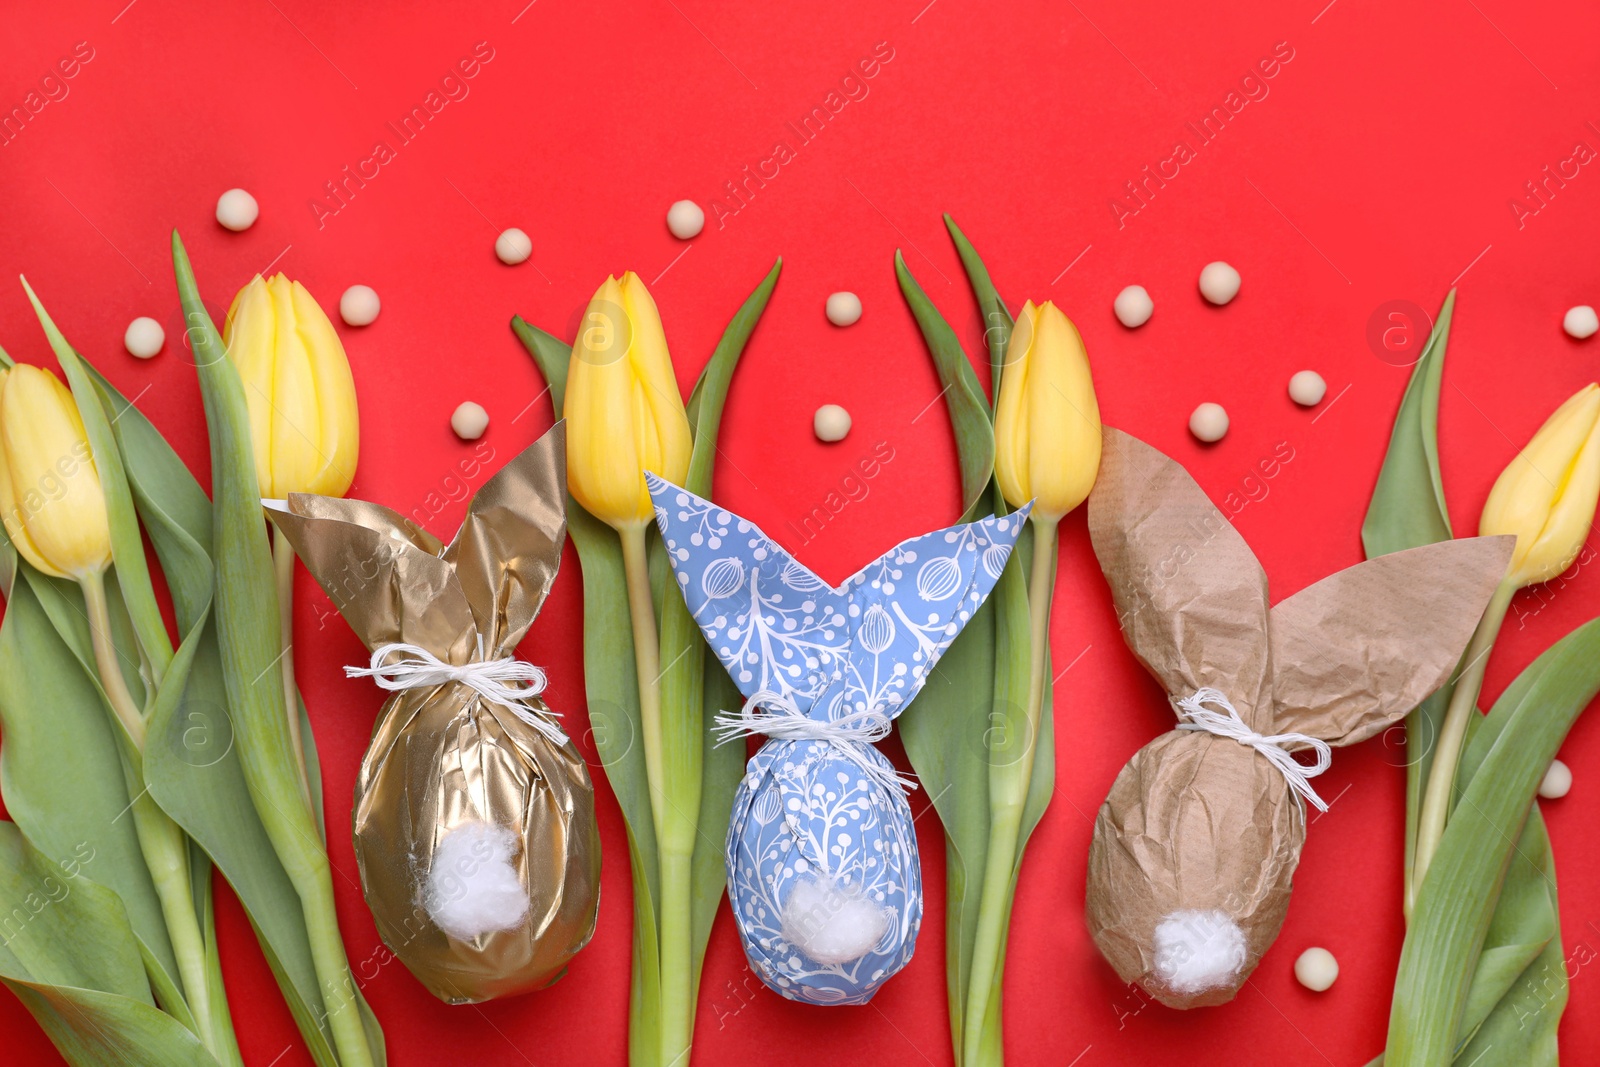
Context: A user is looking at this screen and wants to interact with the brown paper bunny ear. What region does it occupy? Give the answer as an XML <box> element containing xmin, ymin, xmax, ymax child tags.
<box><xmin>1088</xmin><ymin>428</ymin><xmax>1275</xmax><ymax>728</ymax></box>
<box><xmin>1269</xmin><ymin>535</ymin><xmax>1514</xmax><ymax>745</ymax></box>
<box><xmin>444</xmin><ymin>421</ymin><xmax>567</xmax><ymax>656</ymax></box>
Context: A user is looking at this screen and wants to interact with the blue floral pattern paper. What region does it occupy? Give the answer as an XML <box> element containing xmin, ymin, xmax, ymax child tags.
<box><xmin>647</xmin><ymin>474</ymin><xmax>1027</xmax><ymax>1004</ymax></box>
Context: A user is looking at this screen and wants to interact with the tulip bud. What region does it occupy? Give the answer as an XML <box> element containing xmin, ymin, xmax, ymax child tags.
<box><xmin>0</xmin><ymin>364</ymin><xmax>112</xmax><ymax>579</ymax></box>
<box><xmin>224</xmin><ymin>273</ymin><xmax>360</xmax><ymax>499</ymax></box>
<box><xmin>1480</xmin><ymin>382</ymin><xmax>1600</xmax><ymax>587</ymax></box>
<box><xmin>992</xmin><ymin>300</ymin><xmax>1102</xmax><ymax>520</ymax></box>
<box><xmin>564</xmin><ymin>272</ymin><xmax>693</xmax><ymax>528</ymax></box>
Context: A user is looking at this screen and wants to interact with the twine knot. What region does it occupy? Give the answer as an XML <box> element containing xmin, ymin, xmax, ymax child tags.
<box><xmin>1172</xmin><ymin>687</ymin><xmax>1332</xmax><ymax>812</ymax></box>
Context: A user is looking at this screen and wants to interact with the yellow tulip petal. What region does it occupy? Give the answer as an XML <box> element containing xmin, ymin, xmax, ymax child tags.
<box><xmin>224</xmin><ymin>275</ymin><xmax>279</xmax><ymax>495</ymax></box>
<box><xmin>289</xmin><ymin>279</ymin><xmax>359</xmax><ymax>496</ymax></box>
<box><xmin>0</xmin><ymin>365</ymin><xmax>110</xmax><ymax>577</ymax></box>
<box><xmin>620</xmin><ymin>272</ymin><xmax>692</xmax><ymax>487</ymax></box>
<box><xmin>1516</xmin><ymin>385</ymin><xmax>1600</xmax><ymax>583</ymax></box>
<box><xmin>993</xmin><ymin>302</ymin><xmax>1037</xmax><ymax>510</ymax></box>
<box><xmin>0</xmin><ymin>369</ymin><xmax>67</xmax><ymax>577</ymax></box>
<box><xmin>259</xmin><ymin>274</ymin><xmax>326</xmax><ymax>500</ymax></box>
<box><xmin>1027</xmin><ymin>302</ymin><xmax>1101</xmax><ymax>517</ymax></box>
<box><xmin>566</xmin><ymin>277</ymin><xmax>650</xmax><ymax>526</ymax></box>
<box><xmin>1482</xmin><ymin>384</ymin><xmax>1600</xmax><ymax>583</ymax></box>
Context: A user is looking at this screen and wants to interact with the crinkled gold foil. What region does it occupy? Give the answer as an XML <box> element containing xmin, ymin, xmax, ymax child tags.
<box><xmin>269</xmin><ymin>423</ymin><xmax>600</xmax><ymax>1004</ymax></box>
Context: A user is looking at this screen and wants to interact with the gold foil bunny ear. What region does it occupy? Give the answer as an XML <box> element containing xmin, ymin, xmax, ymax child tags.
<box><xmin>444</xmin><ymin>423</ymin><xmax>566</xmax><ymax>655</ymax></box>
<box><xmin>1084</xmin><ymin>428</ymin><xmax>1511</xmax><ymax>1009</ymax></box>
<box><xmin>266</xmin><ymin>423</ymin><xmax>601</xmax><ymax>1005</ymax></box>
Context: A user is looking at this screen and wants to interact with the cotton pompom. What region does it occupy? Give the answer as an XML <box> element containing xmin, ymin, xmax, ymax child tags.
<box><xmin>424</xmin><ymin>821</ymin><xmax>529</xmax><ymax>941</ymax></box>
<box><xmin>779</xmin><ymin>876</ymin><xmax>889</xmax><ymax>966</ymax></box>
<box><xmin>1152</xmin><ymin>909</ymin><xmax>1247</xmax><ymax>994</ymax></box>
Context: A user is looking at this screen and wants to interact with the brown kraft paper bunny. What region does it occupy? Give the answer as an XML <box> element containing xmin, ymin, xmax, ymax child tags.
<box><xmin>1084</xmin><ymin>428</ymin><xmax>1513</xmax><ymax>1008</ymax></box>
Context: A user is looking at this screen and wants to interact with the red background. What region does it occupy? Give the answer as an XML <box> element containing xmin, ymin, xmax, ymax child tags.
<box><xmin>3</xmin><ymin>1</ymin><xmax>1599</xmax><ymax>1063</ymax></box>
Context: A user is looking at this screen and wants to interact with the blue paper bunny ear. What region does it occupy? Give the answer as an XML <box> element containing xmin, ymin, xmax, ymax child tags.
<box><xmin>648</xmin><ymin>474</ymin><xmax>1030</xmax><ymax>1005</ymax></box>
<box><xmin>647</xmin><ymin>474</ymin><xmax>1030</xmax><ymax>723</ymax></box>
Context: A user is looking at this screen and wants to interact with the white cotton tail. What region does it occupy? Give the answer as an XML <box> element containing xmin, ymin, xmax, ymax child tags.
<box><xmin>1152</xmin><ymin>909</ymin><xmax>1247</xmax><ymax>994</ymax></box>
<box><xmin>780</xmin><ymin>876</ymin><xmax>890</xmax><ymax>966</ymax></box>
<box><xmin>424</xmin><ymin>822</ymin><xmax>529</xmax><ymax>941</ymax></box>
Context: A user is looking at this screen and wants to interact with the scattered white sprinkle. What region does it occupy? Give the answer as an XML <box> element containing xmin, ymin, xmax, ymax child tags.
<box><xmin>1563</xmin><ymin>306</ymin><xmax>1598</xmax><ymax>339</ymax></box>
<box><xmin>1294</xmin><ymin>947</ymin><xmax>1339</xmax><ymax>992</ymax></box>
<box><xmin>1114</xmin><ymin>285</ymin><xmax>1154</xmax><ymax>328</ymax></box>
<box><xmin>814</xmin><ymin>404</ymin><xmax>851</xmax><ymax>443</ymax></box>
<box><xmin>1199</xmin><ymin>261</ymin><xmax>1241</xmax><ymax>305</ymax></box>
<box><xmin>825</xmin><ymin>292</ymin><xmax>863</xmax><ymax>327</ymax></box>
<box><xmin>451</xmin><ymin>401</ymin><xmax>490</xmax><ymax>440</ymax></box>
<box><xmin>216</xmin><ymin>188</ymin><xmax>259</xmax><ymax>232</ymax></box>
<box><xmin>1289</xmin><ymin>370</ymin><xmax>1327</xmax><ymax>406</ymax></box>
<box><xmin>666</xmin><ymin>200</ymin><xmax>705</xmax><ymax>239</ymax></box>
<box><xmin>495</xmin><ymin>228</ymin><xmax>533</xmax><ymax>265</ymax></box>
<box><xmin>1189</xmin><ymin>402</ymin><xmax>1229</xmax><ymax>442</ymax></box>
<box><xmin>123</xmin><ymin>317</ymin><xmax>165</xmax><ymax>359</ymax></box>
<box><xmin>1539</xmin><ymin>758</ymin><xmax>1572</xmax><ymax>799</ymax></box>
<box><xmin>339</xmin><ymin>285</ymin><xmax>380</xmax><ymax>327</ymax></box>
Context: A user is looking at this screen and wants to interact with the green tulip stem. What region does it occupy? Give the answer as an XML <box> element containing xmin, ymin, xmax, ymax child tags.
<box><xmin>273</xmin><ymin>531</ymin><xmax>315</xmax><ymax>818</ymax></box>
<box><xmin>962</xmin><ymin>513</ymin><xmax>1059</xmax><ymax>1065</ymax></box>
<box><xmin>1410</xmin><ymin>577</ymin><xmax>1515</xmax><ymax>912</ymax></box>
<box><xmin>619</xmin><ymin>521</ymin><xmax>694</xmax><ymax>1062</ymax></box>
<box><xmin>81</xmin><ymin>569</ymin><xmax>147</xmax><ymax>747</ymax></box>
<box><xmin>82</xmin><ymin>569</ymin><xmax>228</xmax><ymax>1058</ymax></box>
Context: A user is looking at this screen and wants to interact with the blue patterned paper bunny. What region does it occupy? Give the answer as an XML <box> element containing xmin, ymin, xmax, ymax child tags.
<box><xmin>647</xmin><ymin>474</ymin><xmax>1028</xmax><ymax>1005</ymax></box>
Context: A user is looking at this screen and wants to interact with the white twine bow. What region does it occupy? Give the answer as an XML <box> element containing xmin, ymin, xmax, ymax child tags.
<box><xmin>346</xmin><ymin>640</ymin><xmax>568</xmax><ymax>746</ymax></box>
<box><xmin>714</xmin><ymin>689</ymin><xmax>918</xmax><ymax>797</ymax></box>
<box><xmin>1172</xmin><ymin>687</ymin><xmax>1332</xmax><ymax>813</ymax></box>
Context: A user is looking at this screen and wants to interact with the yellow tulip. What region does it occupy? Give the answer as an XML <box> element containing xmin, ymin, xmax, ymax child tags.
<box><xmin>992</xmin><ymin>300</ymin><xmax>1102</xmax><ymax>520</ymax></box>
<box><xmin>1480</xmin><ymin>382</ymin><xmax>1600</xmax><ymax>587</ymax></box>
<box><xmin>0</xmin><ymin>364</ymin><xmax>112</xmax><ymax>579</ymax></box>
<box><xmin>564</xmin><ymin>271</ymin><xmax>693</xmax><ymax>528</ymax></box>
<box><xmin>224</xmin><ymin>273</ymin><xmax>359</xmax><ymax>499</ymax></box>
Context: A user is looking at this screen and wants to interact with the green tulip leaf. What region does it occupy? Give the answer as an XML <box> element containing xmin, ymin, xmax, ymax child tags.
<box><xmin>1385</xmin><ymin>616</ymin><xmax>1600</xmax><ymax>1066</ymax></box>
<box><xmin>512</xmin><ymin>259</ymin><xmax>778</xmax><ymax>1057</ymax></box>
<box><xmin>894</xmin><ymin>251</ymin><xmax>994</xmax><ymax>521</ymax></box>
<box><xmin>0</xmin><ymin>821</ymin><xmax>223</xmax><ymax>1067</ymax></box>
<box><xmin>943</xmin><ymin>215</ymin><xmax>1013</xmax><ymax>407</ymax></box>
<box><xmin>896</xmin><ymin>224</ymin><xmax>1060</xmax><ymax>1066</ymax></box>
<box><xmin>0</xmin><ymin>573</ymin><xmax>180</xmax><ymax>991</ymax></box>
<box><xmin>74</xmin><ymin>354</ymin><xmax>350</xmax><ymax>1065</ymax></box>
<box><xmin>172</xmin><ymin>231</ymin><xmax>382</xmax><ymax>1067</ymax></box>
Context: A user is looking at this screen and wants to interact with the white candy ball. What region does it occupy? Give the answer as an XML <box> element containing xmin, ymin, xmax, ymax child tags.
<box><xmin>215</xmin><ymin>188</ymin><xmax>259</xmax><ymax>232</ymax></box>
<box><xmin>123</xmin><ymin>317</ymin><xmax>165</xmax><ymax>359</ymax></box>
<box><xmin>1294</xmin><ymin>947</ymin><xmax>1339</xmax><ymax>992</ymax></box>
<box><xmin>1114</xmin><ymin>285</ymin><xmax>1154</xmax><ymax>328</ymax></box>
<box><xmin>1539</xmin><ymin>758</ymin><xmax>1572</xmax><ymax>799</ymax></box>
<box><xmin>1289</xmin><ymin>370</ymin><xmax>1327</xmax><ymax>406</ymax></box>
<box><xmin>339</xmin><ymin>285</ymin><xmax>380</xmax><ymax>327</ymax></box>
<box><xmin>1199</xmin><ymin>261</ymin><xmax>1241</xmax><ymax>305</ymax></box>
<box><xmin>825</xmin><ymin>292</ymin><xmax>862</xmax><ymax>327</ymax></box>
<box><xmin>814</xmin><ymin>404</ymin><xmax>851</xmax><ymax>442</ymax></box>
<box><xmin>1189</xmin><ymin>402</ymin><xmax>1229</xmax><ymax>442</ymax></box>
<box><xmin>1563</xmin><ymin>305</ymin><xmax>1598</xmax><ymax>339</ymax></box>
<box><xmin>666</xmin><ymin>200</ymin><xmax>705</xmax><ymax>239</ymax></box>
<box><xmin>451</xmin><ymin>401</ymin><xmax>489</xmax><ymax>441</ymax></box>
<box><xmin>495</xmin><ymin>228</ymin><xmax>533</xmax><ymax>265</ymax></box>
